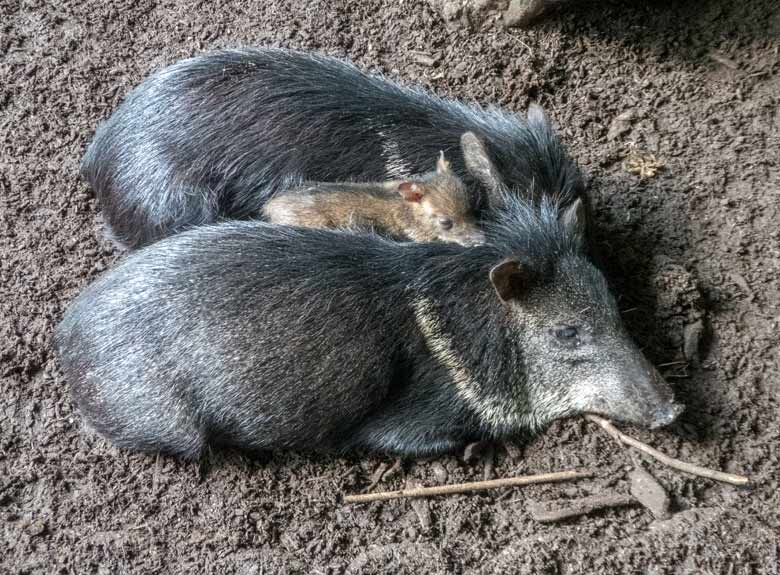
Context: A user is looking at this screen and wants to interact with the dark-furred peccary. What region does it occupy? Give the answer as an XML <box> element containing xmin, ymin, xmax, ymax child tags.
<box><xmin>55</xmin><ymin>195</ymin><xmax>682</xmax><ymax>459</ymax></box>
<box><xmin>81</xmin><ymin>48</ymin><xmax>585</xmax><ymax>248</ymax></box>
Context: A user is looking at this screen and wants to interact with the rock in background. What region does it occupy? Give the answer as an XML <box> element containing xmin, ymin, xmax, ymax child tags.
<box><xmin>427</xmin><ymin>0</ymin><xmax>577</xmax><ymax>29</ymax></box>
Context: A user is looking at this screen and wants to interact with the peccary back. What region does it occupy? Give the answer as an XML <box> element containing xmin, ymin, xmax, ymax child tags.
<box><xmin>82</xmin><ymin>48</ymin><xmax>584</xmax><ymax>248</ymax></box>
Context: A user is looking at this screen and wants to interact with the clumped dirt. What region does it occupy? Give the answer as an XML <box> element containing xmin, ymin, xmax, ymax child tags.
<box><xmin>1</xmin><ymin>0</ymin><xmax>779</xmax><ymax>573</ymax></box>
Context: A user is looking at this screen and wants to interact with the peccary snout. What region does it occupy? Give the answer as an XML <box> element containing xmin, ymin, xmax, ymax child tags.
<box><xmin>573</xmin><ymin>343</ymin><xmax>684</xmax><ymax>430</ymax></box>
<box><xmin>651</xmin><ymin>403</ymin><xmax>685</xmax><ymax>429</ymax></box>
<box><xmin>506</xmin><ymin>244</ymin><xmax>684</xmax><ymax>432</ymax></box>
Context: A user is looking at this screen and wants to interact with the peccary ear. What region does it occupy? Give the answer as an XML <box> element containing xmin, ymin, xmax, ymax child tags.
<box><xmin>398</xmin><ymin>182</ymin><xmax>424</xmax><ymax>203</ymax></box>
<box><xmin>436</xmin><ymin>151</ymin><xmax>451</xmax><ymax>174</ymax></box>
<box><xmin>461</xmin><ymin>132</ymin><xmax>507</xmax><ymax>208</ymax></box>
<box><xmin>489</xmin><ymin>258</ymin><xmax>530</xmax><ymax>303</ymax></box>
<box><xmin>526</xmin><ymin>103</ymin><xmax>548</xmax><ymax>126</ymax></box>
<box><xmin>560</xmin><ymin>198</ymin><xmax>587</xmax><ymax>242</ymax></box>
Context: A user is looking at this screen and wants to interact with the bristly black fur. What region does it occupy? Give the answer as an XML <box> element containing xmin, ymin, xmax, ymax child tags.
<box><xmin>81</xmin><ymin>47</ymin><xmax>585</xmax><ymax>248</ymax></box>
<box><xmin>55</xmin><ymin>194</ymin><xmax>680</xmax><ymax>459</ymax></box>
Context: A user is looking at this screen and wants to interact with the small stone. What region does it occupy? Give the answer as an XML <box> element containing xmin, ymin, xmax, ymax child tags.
<box><xmin>431</xmin><ymin>461</ymin><xmax>448</xmax><ymax>484</ymax></box>
<box><xmin>440</xmin><ymin>0</ymin><xmax>463</xmax><ymax>21</ymax></box>
<box><xmin>411</xmin><ymin>52</ymin><xmax>437</xmax><ymax>67</ymax></box>
<box><xmin>25</xmin><ymin>519</ymin><xmax>46</xmax><ymax>536</ymax></box>
<box><xmin>683</xmin><ymin>320</ymin><xmax>704</xmax><ymax>363</ymax></box>
<box><xmin>562</xmin><ymin>487</ymin><xmax>580</xmax><ymax>498</ymax></box>
<box><xmin>504</xmin><ymin>0</ymin><xmax>548</xmax><ymax>28</ymax></box>
<box><xmin>629</xmin><ymin>465</ymin><xmax>671</xmax><ymax>520</ymax></box>
<box><xmin>410</xmin><ymin>496</ymin><xmax>432</xmax><ymax>531</ymax></box>
<box><xmin>431</xmin><ymin>0</ymin><xmax>506</xmax><ymax>28</ymax></box>
<box><xmin>607</xmin><ymin>116</ymin><xmax>633</xmax><ymax>141</ymax></box>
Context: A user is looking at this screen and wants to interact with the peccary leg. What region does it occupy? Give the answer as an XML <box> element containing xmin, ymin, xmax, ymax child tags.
<box><xmin>98</xmin><ymin>412</ymin><xmax>207</xmax><ymax>460</ymax></box>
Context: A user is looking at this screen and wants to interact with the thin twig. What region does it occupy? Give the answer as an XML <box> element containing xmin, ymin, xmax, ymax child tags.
<box><xmin>151</xmin><ymin>453</ymin><xmax>160</xmax><ymax>495</ymax></box>
<box><xmin>708</xmin><ymin>51</ymin><xmax>739</xmax><ymax>70</ymax></box>
<box><xmin>343</xmin><ymin>470</ymin><xmax>593</xmax><ymax>504</ymax></box>
<box><xmin>585</xmin><ymin>415</ymin><xmax>750</xmax><ymax>486</ymax></box>
<box><xmin>529</xmin><ymin>493</ymin><xmax>637</xmax><ymax>523</ymax></box>
<box><xmin>361</xmin><ymin>462</ymin><xmax>388</xmax><ymax>494</ymax></box>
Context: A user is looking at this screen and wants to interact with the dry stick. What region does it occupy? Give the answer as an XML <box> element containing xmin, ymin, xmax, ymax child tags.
<box><xmin>529</xmin><ymin>494</ymin><xmax>637</xmax><ymax>524</ymax></box>
<box><xmin>584</xmin><ymin>414</ymin><xmax>750</xmax><ymax>486</ymax></box>
<box><xmin>343</xmin><ymin>470</ymin><xmax>592</xmax><ymax>504</ymax></box>
<box><xmin>361</xmin><ymin>462</ymin><xmax>389</xmax><ymax>494</ymax></box>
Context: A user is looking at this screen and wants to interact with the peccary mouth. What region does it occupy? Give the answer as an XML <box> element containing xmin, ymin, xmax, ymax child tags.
<box><xmin>578</xmin><ymin>356</ymin><xmax>685</xmax><ymax>431</ymax></box>
<box><xmin>584</xmin><ymin>400</ymin><xmax>684</xmax><ymax>430</ymax></box>
<box><xmin>646</xmin><ymin>401</ymin><xmax>685</xmax><ymax>429</ymax></box>
<box><xmin>579</xmin><ymin>342</ymin><xmax>687</xmax><ymax>430</ymax></box>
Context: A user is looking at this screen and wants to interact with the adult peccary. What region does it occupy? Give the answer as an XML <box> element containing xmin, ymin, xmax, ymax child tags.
<box><xmin>55</xmin><ymin>195</ymin><xmax>682</xmax><ymax>459</ymax></box>
<box><xmin>81</xmin><ymin>47</ymin><xmax>584</xmax><ymax>249</ymax></box>
<box><xmin>264</xmin><ymin>150</ymin><xmax>484</xmax><ymax>246</ymax></box>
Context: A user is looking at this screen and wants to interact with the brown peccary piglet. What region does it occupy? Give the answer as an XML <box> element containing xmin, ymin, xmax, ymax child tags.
<box><xmin>263</xmin><ymin>150</ymin><xmax>485</xmax><ymax>247</ymax></box>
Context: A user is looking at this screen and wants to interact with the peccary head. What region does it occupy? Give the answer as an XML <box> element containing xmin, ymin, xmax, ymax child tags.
<box><xmin>430</xmin><ymin>132</ymin><xmax>682</xmax><ymax>432</ymax></box>
<box><xmin>479</xmin><ymin>196</ymin><xmax>684</xmax><ymax>432</ymax></box>
<box><xmin>398</xmin><ymin>152</ymin><xmax>485</xmax><ymax>247</ymax></box>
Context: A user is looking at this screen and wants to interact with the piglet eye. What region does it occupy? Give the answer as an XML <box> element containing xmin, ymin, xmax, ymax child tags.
<box><xmin>438</xmin><ymin>217</ymin><xmax>453</xmax><ymax>230</ymax></box>
<box><xmin>552</xmin><ymin>325</ymin><xmax>578</xmax><ymax>340</ymax></box>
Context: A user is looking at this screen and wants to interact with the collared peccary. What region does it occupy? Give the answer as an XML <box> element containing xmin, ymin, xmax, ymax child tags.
<box><xmin>264</xmin><ymin>150</ymin><xmax>485</xmax><ymax>246</ymax></box>
<box><xmin>55</xmin><ymin>194</ymin><xmax>682</xmax><ymax>459</ymax></box>
<box><xmin>81</xmin><ymin>47</ymin><xmax>585</xmax><ymax>249</ymax></box>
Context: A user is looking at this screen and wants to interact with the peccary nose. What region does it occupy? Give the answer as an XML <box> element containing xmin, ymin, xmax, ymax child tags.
<box><xmin>649</xmin><ymin>402</ymin><xmax>684</xmax><ymax>430</ymax></box>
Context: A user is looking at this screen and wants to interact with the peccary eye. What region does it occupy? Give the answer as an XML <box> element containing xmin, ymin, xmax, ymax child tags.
<box><xmin>552</xmin><ymin>325</ymin><xmax>578</xmax><ymax>340</ymax></box>
<box><xmin>438</xmin><ymin>217</ymin><xmax>453</xmax><ymax>230</ymax></box>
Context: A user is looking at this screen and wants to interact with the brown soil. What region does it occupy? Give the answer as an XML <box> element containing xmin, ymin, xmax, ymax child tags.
<box><xmin>2</xmin><ymin>0</ymin><xmax>778</xmax><ymax>573</ymax></box>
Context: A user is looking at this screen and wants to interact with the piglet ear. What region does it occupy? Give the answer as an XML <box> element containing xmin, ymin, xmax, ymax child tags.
<box><xmin>398</xmin><ymin>182</ymin><xmax>424</xmax><ymax>203</ymax></box>
<box><xmin>436</xmin><ymin>151</ymin><xmax>451</xmax><ymax>174</ymax></box>
<box><xmin>489</xmin><ymin>258</ymin><xmax>531</xmax><ymax>304</ymax></box>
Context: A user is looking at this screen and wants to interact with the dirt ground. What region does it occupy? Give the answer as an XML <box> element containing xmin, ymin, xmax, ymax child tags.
<box><xmin>1</xmin><ymin>0</ymin><xmax>779</xmax><ymax>573</ymax></box>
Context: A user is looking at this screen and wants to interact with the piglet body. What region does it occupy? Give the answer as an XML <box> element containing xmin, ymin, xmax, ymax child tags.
<box><xmin>264</xmin><ymin>151</ymin><xmax>484</xmax><ymax>246</ymax></box>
